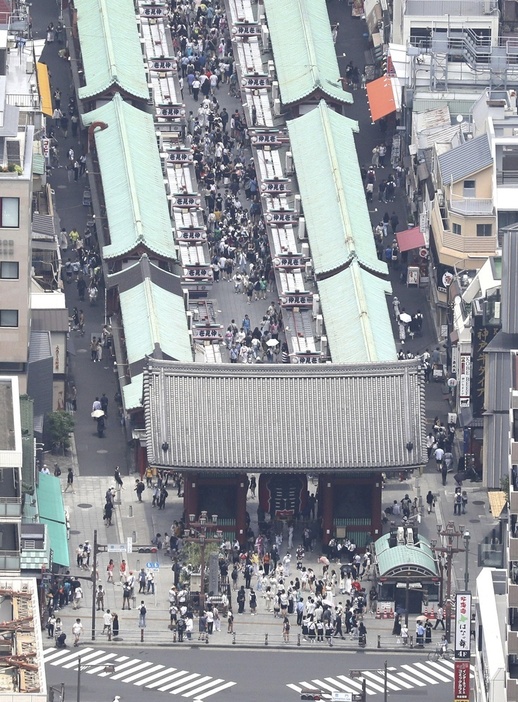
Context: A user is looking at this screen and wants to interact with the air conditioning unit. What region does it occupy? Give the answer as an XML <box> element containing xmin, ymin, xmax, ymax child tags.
<box><xmin>320</xmin><ymin>335</ymin><xmax>328</xmax><ymax>357</ymax></box>
<box><xmin>298</xmin><ymin>216</ymin><xmax>306</xmax><ymax>240</ymax></box>
<box><xmin>26</xmin><ymin>59</ymin><xmax>33</xmax><ymax>74</ymax></box>
<box><xmin>315</xmin><ymin>314</ymin><xmax>323</xmax><ymax>336</ymax></box>
<box><xmin>273</xmin><ymin>98</ymin><xmax>281</xmax><ymax>116</ymax></box>
<box><xmin>261</xmin><ymin>25</ymin><xmax>270</xmax><ymax>52</ymax></box>
<box><xmin>285</xmin><ymin>151</ymin><xmax>293</xmax><ymax>174</ymax></box>
<box><xmin>436</xmin><ymin>189</ymin><xmax>444</xmax><ymax>206</ymax></box>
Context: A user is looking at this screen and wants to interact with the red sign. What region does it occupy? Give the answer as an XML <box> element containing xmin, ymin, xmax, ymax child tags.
<box><xmin>454</xmin><ymin>661</ymin><xmax>470</xmax><ymax>702</ymax></box>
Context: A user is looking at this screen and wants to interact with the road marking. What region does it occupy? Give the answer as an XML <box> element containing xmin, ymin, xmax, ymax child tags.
<box><xmin>385</xmin><ymin>672</ymin><xmax>413</xmax><ymax>689</ymax></box>
<box><xmin>193</xmin><ymin>681</ymin><xmax>236</xmax><ymax>700</ymax></box>
<box><xmin>336</xmin><ymin>676</ymin><xmax>370</xmax><ymax>693</ymax></box>
<box><xmin>159</xmin><ymin>673</ymin><xmax>201</xmax><ymax>692</ymax></box>
<box><xmin>173</xmin><ymin>675</ymin><xmax>212</xmax><ymax>695</ymax></box>
<box><xmin>122</xmin><ymin>664</ymin><xmax>165</xmax><ymax>684</ymax></box>
<box><xmin>412</xmin><ymin>662</ymin><xmax>451</xmax><ymax>683</ymax></box>
<box><xmin>427</xmin><ymin>661</ymin><xmax>455</xmax><ymax>678</ymax></box>
<box><xmin>324</xmin><ymin>677</ymin><xmax>357</xmax><ymax>692</ymax></box>
<box><xmin>400</xmin><ymin>664</ymin><xmax>440</xmax><ymax>684</ymax></box>
<box><xmin>182</xmin><ymin>678</ymin><xmax>226</xmax><ymax>697</ymax></box>
<box><xmin>390</xmin><ymin>671</ymin><xmax>426</xmax><ymax>686</ymax></box>
<box><xmin>312</xmin><ymin>679</ymin><xmax>341</xmax><ymax>693</ymax></box>
<box><xmin>44</xmin><ymin>648</ymin><xmax>236</xmax><ymax>699</ymax></box>
<box><xmin>147</xmin><ymin>670</ymin><xmax>187</xmax><ymax>690</ymax></box>
<box><xmin>362</xmin><ymin>672</ymin><xmax>401</xmax><ymax>692</ymax></box>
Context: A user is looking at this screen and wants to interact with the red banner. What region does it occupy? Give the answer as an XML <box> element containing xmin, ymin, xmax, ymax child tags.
<box><xmin>454</xmin><ymin>661</ymin><xmax>470</xmax><ymax>702</ymax></box>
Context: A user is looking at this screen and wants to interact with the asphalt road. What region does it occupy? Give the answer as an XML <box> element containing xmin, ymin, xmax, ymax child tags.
<box><xmin>45</xmin><ymin>647</ymin><xmax>461</xmax><ymax>702</ymax></box>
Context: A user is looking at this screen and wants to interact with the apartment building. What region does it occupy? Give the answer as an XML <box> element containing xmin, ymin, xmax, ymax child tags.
<box><xmin>0</xmin><ymin>376</ymin><xmax>22</xmax><ymax>576</ymax></box>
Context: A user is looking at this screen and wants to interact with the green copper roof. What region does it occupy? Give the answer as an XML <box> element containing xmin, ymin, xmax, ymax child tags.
<box><xmin>36</xmin><ymin>474</ymin><xmax>69</xmax><ymax>567</ymax></box>
<box><xmin>318</xmin><ymin>262</ymin><xmax>396</xmax><ymax>363</ymax></box>
<box><xmin>76</xmin><ymin>0</ymin><xmax>149</xmax><ymax>100</ymax></box>
<box><xmin>375</xmin><ymin>532</ymin><xmax>438</xmax><ymax>579</ymax></box>
<box><xmin>263</xmin><ymin>0</ymin><xmax>353</xmax><ymax>107</ymax></box>
<box><xmin>288</xmin><ymin>101</ymin><xmax>387</xmax><ymax>277</ymax></box>
<box><xmin>83</xmin><ymin>95</ymin><xmax>176</xmax><ymax>260</ymax></box>
<box><xmin>119</xmin><ymin>279</ymin><xmax>192</xmax><ymax>366</ymax></box>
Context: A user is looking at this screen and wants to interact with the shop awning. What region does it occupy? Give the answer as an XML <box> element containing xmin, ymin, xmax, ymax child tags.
<box><xmin>366</xmin><ymin>75</ymin><xmax>400</xmax><ymax>122</ymax></box>
<box><xmin>36</xmin><ymin>473</ymin><xmax>69</xmax><ymax>567</ymax></box>
<box><xmin>36</xmin><ymin>62</ymin><xmax>53</xmax><ymax>117</ymax></box>
<box><xmin>396</xmin><ymin>226</ymin><xmax>426</xmax><ymax>253</ymax></box>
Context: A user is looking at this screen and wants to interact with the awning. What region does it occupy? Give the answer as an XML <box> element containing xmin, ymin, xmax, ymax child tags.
<box><xmin>36</xmin><ymin>473</ymin><xmax>69</xmax><ymax>567</ymax></box>
<box><xmin>36</xmin><ymin>62</ymin><xmax>53</xmax><ymax>117</ymax></box>
<box><xmin>488</xmin><ymin>490</ymin><xmax>507</xmax><ymax>519</ymax></box>
<box><xmin>396</xmin><ymin>226</ymin><xmax>426</xmax><ymax>253</ymax></box>
<box><xmin>366</xmin><ymin>75</ymin><xmax>401</xmax><ymax>122</ymax></box>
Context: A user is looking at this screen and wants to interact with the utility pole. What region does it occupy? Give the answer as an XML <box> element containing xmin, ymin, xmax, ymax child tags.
<box><xmin>91</xmin><ymin>530</ymin><xmax>97</xmax><ymax>641</ymax></box>
<box><xmin>183</xmin><ymin>513</ymin><xmax>223</xmax><ymax>610</ymax></box>
<box><xmin>76</xmin><ymin>655</ymin><xmax>115</xmax><ymax>702</ymax></box>
<box><xmin>351</xmin><ymin>663</ymin><xmax>388</xmax><ymax>702</ymax></box>
<box><xmin>430</xmin><ymin>521</ymin><xmax>468</xmax><ymax>643</ymax></box>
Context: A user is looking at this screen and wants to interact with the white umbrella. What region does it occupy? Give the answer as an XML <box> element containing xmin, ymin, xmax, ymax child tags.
<box><xmin>399</xmin><ymin>312</ymin><xmax>412</xmax><ymax>324</ymax></box>
<box><xmin>266</xmin><ymin>338</ymin><xmax>279</xmax><ymax>347</ymax></box>
<box><xmin>91</xmin><ymin>409</ymin><xmax>105</xmax><ymax>419</ymax></box>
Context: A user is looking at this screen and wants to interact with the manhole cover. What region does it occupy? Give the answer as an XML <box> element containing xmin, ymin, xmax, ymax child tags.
<box><xmin>469</xmin><ymin>519</ymin><xmax>481</xmax><ymax>523</ymax></box>
<box><xmin>77</xmin><ymin>503</ymin><xmax>93</xmax><ymax>509</ymax></box>
<box><xmin>70</xmin><ymin>530</ymin><xmax>80</xmax><ymax>535</ymax></box>
<box><xmin>97</xmin><ymin>449</ymin><xmax>108</xmax><ymax>454</ymax></box>
<box><xmin>472</xmin><ymin>500</ymin><xmax>485</xmax><ymax>505</ymax></box>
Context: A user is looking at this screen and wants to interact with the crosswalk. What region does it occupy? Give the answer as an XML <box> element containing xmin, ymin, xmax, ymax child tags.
<box><xmin>287</xmin><ymin>660</ymin><xmax>474</xmax><ymax>697</ymax></box>
<box><xmin>43</xmin><ymin>647</ymin><xmax>236</xmax><ymax>699</ymax></box>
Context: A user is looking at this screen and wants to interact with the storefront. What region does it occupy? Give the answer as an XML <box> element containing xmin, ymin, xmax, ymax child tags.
<box><xmin>374</xmin><ymin>531</ymin><xmax>440</xmax><ymax>617</ymax></box>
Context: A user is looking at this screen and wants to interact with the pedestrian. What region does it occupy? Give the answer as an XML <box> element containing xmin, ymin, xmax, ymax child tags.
<box><xmin>103</xmin><ymin>500</ymin><xmax>113</xmax><ymax>526</ymax></box>
<box><xmin>119</xmin><ymin>559</ymin><xmax>127</xmax><ymax>582</ymax></box>
<box><xmin>454</xmin><ymin>489</ymin><xmax>462</xmax><ymax>515</ymax></box>
<box><xmin>358</xmin><ymin>621</ymin><xmax>367</xmax><ymax>647</ymax></box>
<box><xmin>138</xmin><ymin>601</ymin><xmax>147</xmax><ymax>628</ymax></box>
<box><xmin>96</xmin><ymin>584</ymin><xmax>105</xmax><ymax>611</ymax></box>
<box><xmin>102</xmin><ymin>609</ymin><xmax>112</xmax><ymax>635</ymax></box>
<box><xmin>426</xmin><ymin>490</ymin><xmax>434</xmax><ymax>514</ymax></box>
<box><xmin>237</xmin><ymin>585</ymin><xmax>246</xmax><ymax>614</ymax></box>
<box><xmin>434</xmin><ymin>605</ymin><xmax>445</xmax><ymax>629</ymax></box>
<box><xmin>101</xmin><ymin>393</ymin><xmax>109</xmax><ymax>418</ymax></box>
<box><xmin>282</xmin><ymin>616</ymin><xmax>290</xmax><ymax>643</ymax></box>
<box><xmin>122</xmin><ymin>582</ymin><xmax>132</xmax><ymax>610</ymax></box>
<box><xmin>72</xmin><ymin>618</ymin><xmax>83</xmax><ymax>647</ymax></box>
<box><xmin>47</xmin><ymin>613</ymin><xmax>56</xmax><ymax>638</ymax></box>
<box><xmin>114</xmin><ymin>465</ymin><xmax>124</xmax><ymax>488</ymax></box>
<box><xmin>52</xmin><ymin>107</ymin><xmax>62</xmax><ymax>126</ymax></box>
<box><xmin>64</xmin><ymin>467</ymin><xmax>74</xmax><ymax>492</ymax></box>
<box><xmin>107</xmin><ymin>559</ymin><xmax>115</xmax><ymax>583</ymax></box>
<box><xmin>134</xmin><ymin>479</ymin><xmax>145</xmax><ymax>502</ymax></box>
<box><xmin>227</xmin><ymin>609</ymin><xmax>234</xmax><ymax>633</ymax></box>
<box><xmin>71</xmin><ymin>113</ymin><xmax>79</xmax><ymax>137</ymax></box>
<box><xmin>60</xmin><ymin>114</ymin><xmax>68</xmax><ymax>137</ymax></box>
<box><xmin>112</xmin><ymin>613</ymin><xmax>119</xmax><ymax>638</ymax></box>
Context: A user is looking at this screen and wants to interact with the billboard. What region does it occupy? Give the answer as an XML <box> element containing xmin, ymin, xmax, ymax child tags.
<box><xmin>454</xmin><ymin>591</ymin><xmax>471</xmax><ymax>659</ymax></box>
<box><xmin>454</xmin><ymin>661</ymin><xmax>470</xmax><ymax>702</ymax></box>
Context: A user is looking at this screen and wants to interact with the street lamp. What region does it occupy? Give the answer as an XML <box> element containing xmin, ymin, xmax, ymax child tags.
<box><xmin>76</xmin><ymin>657</ymin><xmax>115</xmax><ymax>702</ymax></box>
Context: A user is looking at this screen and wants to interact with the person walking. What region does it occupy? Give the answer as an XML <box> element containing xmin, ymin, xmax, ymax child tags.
<box><xmin>72</xmin><ymin>618</ymin><xmax>83</xmax><ymax>647</ymax></box>
<box><xmin>112</xmin><ymin>613</ymin><xmax>119</xmax><ymax>638</ymax></box>
<box><xmin>114</xmin><ymin>465</ymin><xmax>123</xmax><ymax>489</ymax></box>
<box><xmin>134</xmin><ymin>479</ymin><xmax>145</xmax><ymax>502</ymax></box>
<box><xmin>138</xmin><ymin>601</ymin><xmax>147</xmax><ymax>628</ymax></box>
<box><xmin>64</xmin><ymin>467</ymin><xmax>74</xmax><ymax>492</ymax></box>
<box><xmin>96</xmin><ymin>584</ymin><xmax>105</xmax><ymax>611</ymax></box>
<box><xmin>434</xmin><ymin>605</ymin><xmax>445</xmax><ymax>629</ymax></box>
<box><xmin>102</xmin><ymin>610</ymin><xmax>112</xmax><ymax>635</ymax></box>
<box><xmin>282</xmin><ymin>616</ymin><xmax>290</xmax><ymax>643</ymax></box>
<box><xmin>426</xmin><ymin>490</ymin><xmax>435</xmax><ymax>514</ymax></box>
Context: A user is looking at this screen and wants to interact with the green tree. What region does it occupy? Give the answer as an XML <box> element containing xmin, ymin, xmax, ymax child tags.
<box><xmin>44</xmin><ymin>411</ymin><xmax>75</xmax><ymax>454</ymax></box>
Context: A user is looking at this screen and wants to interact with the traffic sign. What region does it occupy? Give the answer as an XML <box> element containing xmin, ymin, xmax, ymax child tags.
<box><xmin>146</xmin><ymin>561</ymin><xmax>160</xmax><ymax>569</ymax></box>
<box><xmin>107</xmin><ymin>543</ymin><xmax>126</xmax><ymax>553</ymax></box>
<box><xmin>332</xmin><ymin>694</ymin><xmax>352</xmax><ymax>702</ymax></box>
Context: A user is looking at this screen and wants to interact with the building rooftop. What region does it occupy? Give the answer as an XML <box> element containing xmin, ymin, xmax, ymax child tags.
<box><xmin>144</xmin><ymin>359</ymin><xmax>426</xmax><ymax>472</ymax></box>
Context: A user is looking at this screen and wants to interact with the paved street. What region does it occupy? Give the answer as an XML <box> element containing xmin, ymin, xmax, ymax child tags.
<box><xmin>44</xmin><ymin>646</ymin><xmax>460</xmax><ymax>702</ymax></box>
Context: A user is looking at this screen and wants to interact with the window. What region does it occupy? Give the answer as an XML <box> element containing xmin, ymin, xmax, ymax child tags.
<box><xmin>0</xmin><ymin>262</ymin><xmax>18</xmax><ymax>278</ymax></box>
<box><xmin>463</xmin><ymin>180</ymin><xmax>476</xmax><ymax>197</ymax></box>
<box><xmin>477</xmin><ymin>223</ymin><xmax>492</xmax><ymax>237</ymax></box>
<box><xmin>0</xmin><ymin>198</ymin><xmax>19</xmax><ymax>228</ymax></box>
<box><xmin>452</xmin><ymin>223</ymin><xmax>462</xmax><ymax>235</ymax></box>
<box><xmin>0</xmin><ymin>310</ymin><xmax>18</xmax><ymax>327</ymax></box>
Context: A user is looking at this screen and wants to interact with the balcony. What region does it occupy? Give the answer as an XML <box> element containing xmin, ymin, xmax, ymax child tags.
<box><xmin>510</xmin><ymin>629</ymin><xmax>518</xmax><ymax>656</ymax></box>
<box><xmin>511</xmin><ymin>535</ymin><xmax>518</xmax><ymax>562</ymax></box>
<box><xmin>0</xmin><ymin>550</ymin><xmax>20</xmax><ymax>572</ymax></box>
<box><xmin>511</xmin><ymin>485</ymin><xmax>518</xmax><ymax>514</ymax></box>
<box><xmin>431</xmin><ymin>198</ymin><xmax>498</xmax><ymax>257</ymax></box>
<box><xmin>497</xmin><ymin>170</ymin><xmax>518</xmax><ymax>186</ymax></box>
<box><xmin>511</xmin><ymin>583</ymin><xmax>518</xmax><ymax>607</ymax></box>
<box><xmin>508</xmin><ymin>677</ymin><xmax>518</xmax><ymax>702</ymax></box>
<box><xmin>449</xmin><ymin>195</ymin><xmax>494</xmax><ymax>216</ymax></box>
<box><xmin>0</xmin><ymin>497</ymin><xmax>22</xmax><ymax>520</ymax></box>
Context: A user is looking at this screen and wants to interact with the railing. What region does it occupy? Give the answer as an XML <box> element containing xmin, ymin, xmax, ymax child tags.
<box><xmin>449</xmin><ymin>196</ymin><xmax>494</xmax><ymax>216</ymax></box>
<box><xmin>6</xmin><ymin>94</ymin><xmax>40</xmax><ymax>109</ymax></box>
<box><xmin>0</xmin><ymin>497</ymin><xmax>22</xmax><ymax>518</ymax></box>
<box><xmin>497</xmin><ymin>170</ymin><xmax>518</xmax><ymax>186</ymax></box>
<box><xmin>406</xmin><ymin>0</ymin><xmax>497</xmax><ymax>16</ymax></box>
<box><xmin>0</xmin><ymin>551</ymin><xmax>20</xmax><ymax>572</ymax></box>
